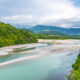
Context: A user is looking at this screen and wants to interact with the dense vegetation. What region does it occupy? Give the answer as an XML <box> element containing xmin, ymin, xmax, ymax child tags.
<box><xmin>34</xmin><ymin>34</ymin><xmax>71</xmax><ymax>39</ymax></box>
<box><xmin>32</xmin><ymin>33</ymin><xmax>80</xmax><ymax>40</ymax></box>
<box><xmin>38</xmin><ymin>30</ymin><xmax>66</xmax><ymax>36</ymax></box>
<box><xmin>68</xmin><ymin>53</ymin><xmax>80</xmax><ymax>80</ymax></box>
<box><xmin>0</xmin><ymin>22</ymin><xmax>37</xmax><ymax>47</ymax></box>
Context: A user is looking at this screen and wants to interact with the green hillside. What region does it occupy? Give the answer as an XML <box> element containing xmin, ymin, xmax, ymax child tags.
<box><xmin>68</xmin><ymin>53</ymin><xmax>80</xmax><ymax>80</ymax></box>
<box><xmin>0</xmin><ymin>22</ymin><xmax>37</xmax><ymax>47</ymax></box>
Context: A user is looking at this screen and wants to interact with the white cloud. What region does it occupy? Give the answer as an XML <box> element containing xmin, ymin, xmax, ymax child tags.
<box><xmin>0</xmin><ymin>0</ymin><xmax>80</xmax><ymax>28</ymax></box>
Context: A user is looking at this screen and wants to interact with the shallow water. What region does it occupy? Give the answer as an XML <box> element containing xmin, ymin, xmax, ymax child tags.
<box><xmin>0</xmin><ymin>44</ymin><xmax>79</xmax><ymax>80</ymax></box>
<box><xmin>0</xmin><ymin>43</ymin><xmax>49</xmax><ymax>63</ymax></box>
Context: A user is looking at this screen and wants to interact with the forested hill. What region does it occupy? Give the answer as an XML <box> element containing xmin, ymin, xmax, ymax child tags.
<box><xmin>0</xmin><ymin>22</ymin><xmax>37</xmax><ymax>47</ymax></box>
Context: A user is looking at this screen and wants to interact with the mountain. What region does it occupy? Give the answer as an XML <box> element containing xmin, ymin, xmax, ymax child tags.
<box><xmin>12</xmin><ymin>24</ymin><xmax>33</xmax><ymax>29</ymax></box>
<box><xmin>0</xmin><ymin>22</ymin><xmax>37</xmax><ymax>47</ymax></box>
<box><xmin>30</xmin><ymin>25</ymin><xmax>80</xmax><ymax>35</ymax></box>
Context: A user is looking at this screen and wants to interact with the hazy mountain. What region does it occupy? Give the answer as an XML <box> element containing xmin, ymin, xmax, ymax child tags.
<box><xmin>30</xmin><ymin>25</ymin><xmax>80</xmax><ymax>35</ymax></box>
<box><xmin>12</xmin><ymin>24</ymin><xmax>33</xmax><ymax>29</ymax></box>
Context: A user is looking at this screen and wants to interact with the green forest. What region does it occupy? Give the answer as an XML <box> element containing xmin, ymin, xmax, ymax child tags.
<box><xmin>0</xmin><ymin>22</ymin><xmax>37</xmax><ymax>47</ymax></box>
<box><xmin>68</xmin><ymin>53</ymin><xmax>80</xmax><ymax>80</ymax></box>
<box><xmin>34</xmin><ymin>34</ymin><xmax>80</xmax><ymax>40</ymax></box>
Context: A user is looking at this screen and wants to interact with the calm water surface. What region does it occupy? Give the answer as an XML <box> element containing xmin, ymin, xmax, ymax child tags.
<box><xmin>0</xmin><ymin>44</ymin><xmax>79</xmax><ymax>80</ymax></box>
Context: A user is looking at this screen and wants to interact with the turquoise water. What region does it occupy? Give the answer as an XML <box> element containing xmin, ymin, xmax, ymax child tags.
<box><xmin>0</xmin><ymin>44</ymin><xmax>49</xmax><ymax>63</ymax></box>
<box><xmin>0</xmin><ymin>48</ymin><xmax>79</xmax><ymax>80</ymax></box>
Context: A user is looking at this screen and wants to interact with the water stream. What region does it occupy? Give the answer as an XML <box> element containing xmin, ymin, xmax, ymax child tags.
<box><xmin>0</xmin><ymin>43</ymin><xmax>79</xmax><ymax>80</ymax></box>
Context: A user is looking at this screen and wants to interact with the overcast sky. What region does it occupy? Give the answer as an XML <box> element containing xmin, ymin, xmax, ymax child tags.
<box><xmin>0</xmin><ymin>0</ymin><xmax>80</xmax><ymax>28</ymax></box>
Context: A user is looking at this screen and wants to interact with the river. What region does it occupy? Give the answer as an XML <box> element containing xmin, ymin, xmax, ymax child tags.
<box><xmin>0</xmin><ymin>43</ymin><xmax>79</xmax><ymax>80</ymax></box>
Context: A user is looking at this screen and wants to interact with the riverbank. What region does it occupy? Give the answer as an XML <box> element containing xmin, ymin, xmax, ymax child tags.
<box><xmin>20</xmin><ymin>44</ymin><xmax>80</xmax><ymax>54</ymax></box>
<box><xmin>0</xmin><ymin>39</ymin><xmax>79</xmax><ymax>56</ymax></box>
<box><xmin>68</xmin><ymin>53</ymin><xmax>80</xmax><ymax>80</ymax></box>
<box><xmin>38</xmin><ymin>39</ymin><xmax>80</xmax><ymax>44</ymax></box>
<box><xmin>0</xmin><ymin>40</ymin><xmax>80</xmax><ymax>56</ymax></box>
<box><xmin>0</xmin><ymin>43</ymin><xmax>47</xmax><ymax>57</ymax></box>
<box><xmin>0</xmin><ymin>44</ymin><xmax>80</xmax><ymax>66</ymax></box>
<box><xmin>0</xmin><ymin>40</ymin><xmax>80</xmax><ymax>67</ymax></box>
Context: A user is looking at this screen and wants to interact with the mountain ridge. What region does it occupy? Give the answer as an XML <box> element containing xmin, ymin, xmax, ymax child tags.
<box><xmin>30</xmin><ymin>25</ymin><xmax>80</xmax><ymax>35</ymax></box>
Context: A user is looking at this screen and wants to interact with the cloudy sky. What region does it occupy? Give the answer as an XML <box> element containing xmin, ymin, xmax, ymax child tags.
<box><xmin>0</xmin><ymin>0</ymin><xmax>80</xmax><ymax>28</ymax></box>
